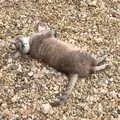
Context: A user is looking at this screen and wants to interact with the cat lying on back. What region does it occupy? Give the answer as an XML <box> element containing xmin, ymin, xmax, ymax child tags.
<box><xmin>13</xmin><ymin>24</ymin><xmax>108</xmax><ymax>107</ymax></box>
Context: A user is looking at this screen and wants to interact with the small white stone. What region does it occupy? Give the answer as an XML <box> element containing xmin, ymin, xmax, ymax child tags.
<box><xmin>110</xmin><ymin>91</ymin><xmax>117</xmax><ymax>98</ymax></box>
<box><xmin>98</xmin><ymin>103</ymin><xmax>103</xmax><ymax>112</ymax></box>
<box><xmin>1</xmin><ymin>102</ymin><xmax>7</xmax><ymax>108</ymax></box>
<box><xmin>0</xmin><ymin>73</ymin><xmax>2</xmax><ymax>77</ymax></box>
<box><xmin>117</xmin><ymin>93</ymin><xmax>120</xmax><ymax>98</ymax></box>
<box><xmin>95</xmin><ymin>37</ymin><xmax>103</xmax><ymax>43</ymax></box>
<box><xmin>87</xmin><ymin>0</ymin><xmax>97</xmax><ymax>6</ymax></box>
<box><xmin>28</xmin><ymin>71</ymin><xmax>33</xmax><ymax>77</ymax></box>
<box><xmin>48</xmin><ymin>0</ymin><xmax>52</xmax><ymax>3</ymax></box>
<box><xmin>17</xmin><ymin>64</ymin><xmax>22</xmax><ymax>72</ymax></box>
<box><xmin>11</xmin><ymin>95</ymin><xmax>20</xmax><ymax>102</ymax></box>
<box><xmin>63</xmin><ymin>115</ymin><xmax>67</xmax><ymax>120</ymax></box>
<box><xmin>8</xmin><ymin>58</ymin><xmax>12</xmax><ymax>63</ymax></box>
<box><xmin>41</xmin><ymin>103</ymin><xmax>52</xmax><ymax>114</ymax></box>
<box><xmin>104</xmin><ymin>79</ymin><xmax>109</xmax><ymax>84</ymax></box>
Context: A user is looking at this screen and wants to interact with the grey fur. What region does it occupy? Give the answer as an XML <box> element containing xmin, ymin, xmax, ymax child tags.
<box><xmin>14</xmin><ymin>29</ymin><xmax>108</xmax><ymax>107</ymax></box>
<box><xmin>28</xmin><ymin>32</ymin><xmax>107</xmax><ymax>76</ymax></box>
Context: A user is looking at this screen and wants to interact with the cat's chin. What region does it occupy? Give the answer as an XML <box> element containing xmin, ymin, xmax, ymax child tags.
<box><xmin>21</xmin><ymin>36</ymin><xmax>30</xmax><ymax>54</ymax></box>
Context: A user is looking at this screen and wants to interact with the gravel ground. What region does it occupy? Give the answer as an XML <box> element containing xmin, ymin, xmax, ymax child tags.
<box><xmin>0</xmin><ymin>0</ymin><xmax>120</xmax><ymax>120</ymax></box>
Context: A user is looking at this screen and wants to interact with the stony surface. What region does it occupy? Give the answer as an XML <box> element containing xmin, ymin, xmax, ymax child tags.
<box><xmin>0</xmin><ymin>0</ymin><xmax>120</xmax><ymax>120</ymax></box>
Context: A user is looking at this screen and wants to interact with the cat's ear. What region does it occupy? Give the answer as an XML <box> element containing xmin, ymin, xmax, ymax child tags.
<box><xmin>34</xmin><ymin>22</ymin><xmax>57</xmax><ymax>38</ymax></box>
<box><xmin>34</xmin><ymin>22</ymin><xmax>50</xmax><ymax>33</ymax></box>
<box><xmin>47</xmin><ymin>29</ymin><xmax>57</xmax><ymax>38</ymax></box>
<box><xmin>38</xmin><ymin>25</ymin><xmax>47</xmax><ymax>32</ymax></box>
<box><xmin>13</xmin><ymin>35</ymin><xmax>24</xmax><ymax>43</ymax></box>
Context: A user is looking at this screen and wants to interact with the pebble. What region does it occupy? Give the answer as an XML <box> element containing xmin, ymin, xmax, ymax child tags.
<box><xmin>112</xmin><ymin>110</ymin><xmax>118</xmax><ymax>118</ymax></box>
<box><xmin>8</xmin><ymin>58</ymin><xmax>12</xmax><ymax>63</ymax></box>
<box><xmin>73</xmin><ymin>29</ymin><xmax>81</xmax><ymax>33</ymax></box>
<box><xmin>1</xmin><ymin>102</ymin><xmax>7</xmax><ymax>108</ymax></box>
<box><xmin>95</xmin><ymin>37</ymin><xmax>103</xmax><ymax>43</ymax></box>
<box><xmin>117</xmin><ymin>93</ymin><xmax>120</xmax><ymax>98</ymax></box>
<box><xmin>17</xmin><ymin>64</ymin><xmax>22</xmax><ymax>72</ymax></box>
<box><xmin>86</xmin><ymin>0</ymin><xmax>97</xmax><ymax>6</ymax></box>
<box><xmin>11</xmin><ymin>94</ymin><xmax>20</xmax><ymax>102</ymax></box>
<box><xmin>40</xmin><ymin>103</ymin><xmax>53</xmax><ymax>114</ymax></box>
<box><xmin>10</xmin><ymin>114</ymin><xmax>19</xmax><ymax>120</ymax></box>
<box><xmin>28</xmin><ymin>71</ymin><xmax>33</xmax><ymax>77</ymax></box>
<box><xmin>0</xmin><ymin>73</ymin><xmax>2</xmax><ymax>77</ymax></box>
<box><xmin>63</xmin><ymin>115</ymin><xmax>67</xmax><ymax>120</ymax></box>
